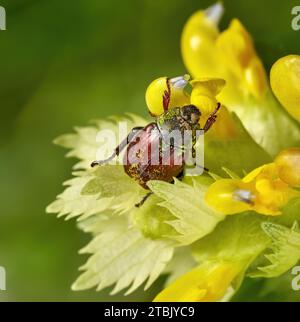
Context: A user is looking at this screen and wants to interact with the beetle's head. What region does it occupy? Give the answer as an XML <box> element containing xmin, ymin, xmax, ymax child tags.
<box><xmin>181</xmin><ymin>105</ymin><xmax>201</xmax><ymax>125</ymax></box>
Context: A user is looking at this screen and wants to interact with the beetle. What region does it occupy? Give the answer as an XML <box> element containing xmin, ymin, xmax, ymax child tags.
<box><xmin>91</xmin><ymin>82</ymin><xmax>221</xmax><ymax>202</ymax></box>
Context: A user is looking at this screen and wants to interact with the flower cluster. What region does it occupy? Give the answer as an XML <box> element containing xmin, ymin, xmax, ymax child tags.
<box><xmin>206</xmin><ymin>149</ymin><xmax>300</xmax><ymax>216</ymax></box>
<box><xmin>48</xmin><ymin>3</ymin><xmax>300</xmax><ymax>302</ymax></box>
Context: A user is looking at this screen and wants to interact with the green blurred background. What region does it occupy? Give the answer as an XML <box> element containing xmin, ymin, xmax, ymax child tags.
<box><xmin>0</xmin><ymin>0</ymin><xmax>300</xmax><ymax>301</ymax></box>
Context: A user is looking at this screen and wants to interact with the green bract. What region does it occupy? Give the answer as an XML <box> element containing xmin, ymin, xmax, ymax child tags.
<box><xmin>147</xmin><ymin>178</ymin><xmax>225</xmax><ymax>245</ymax></box>
<box><xmin>204</xmin><ymin>112</ymin><xmax>271</xmax><ymax>175</ymax></box>
<box><xmin>224</xmin><ymin>91</ymin><xmax>300</xmax><ymax>158</ymax></box>
<box><xmin>47</xmin><ymin>110</ymin><xmax>300</xmax><ymax>300</ymax></box>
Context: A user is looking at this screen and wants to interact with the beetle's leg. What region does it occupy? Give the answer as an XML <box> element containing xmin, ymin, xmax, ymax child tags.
<box><xmin>91</xmin><ymin>127</ymin><xmax>144</xmax><ymax>167</ymax></box>
<box><xmin>196</xmin><ymin>165</ymin><xmax>209</xmax><ymax>172</ymax></box>
<box><xmin>203</xmin><ymin>103</ymin><xmax>221</xmax><ymax>133</ymax></box>
<box><xmin>192</xmin><ymin>129</ymin><xmax>197</xmax><ymax>159</ymax></box>
<box><xmin>176</xmin><ymin>169</ymin><xmax>185</xmax><ymax>180</ymax></box>
<box><xmin>135</xmin><ymin>192</ymin><xmax>153</xmax><ymax>208</ymax></box>
<box><xmin>163</xmin><ymin>78</ymin><xmax>171</xmax><ymax>111</ymax></box>
<box><xmin>182</xmin><ymin>165</ymin><xmax>209</xmax><ymax>175</ymax></box>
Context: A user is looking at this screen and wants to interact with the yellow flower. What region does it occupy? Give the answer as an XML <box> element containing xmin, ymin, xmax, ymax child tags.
<box><xmin>181</xmin><ymin>3</ymin><xmax>223</xmax><ymax>78</ymax></box>
<box><xmin>154</xmin><ymin>261</ymin><xmax>242</xmax><ymax>302</ymax></box>
<box><xmin>145</xmin><ymin>74</ymin><xmax>226</xmax><ymax>117</ymax></box>
<box><xmin>205</xmin><ymin>149</ymin><xmax>300</xmax><ymax>216</ymax></box>
<box><xmin>145</xmin><ymin>74</ymin><xmax>240</xmax><ymax>139</ymax></box>
<box><xmin>181</xmin><ymin>3</ymin><xmax>300</xmax><ymax>156</ymax></box>
<box><xmin>182</xmin><ymin>3</ymin><xmax>267</xmax><ymax>106</ymax></box>
<box><xmin>270</xmin><ymin>55</ymin><xmax>300</xmax><ymax>123</ymax></box>
<box><xmin>274</xmin><ymin>147</ymin><xmax>300</xmax><ymax>187</ymax></box>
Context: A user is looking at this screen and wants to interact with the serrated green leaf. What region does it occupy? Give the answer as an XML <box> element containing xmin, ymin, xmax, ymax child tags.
<box><xmin>78</xmin><ymin>212</ymin><xmax>128</xmax><ymax>235</ymax></box>
<box><xmin>274</xmin><ymin>198</ymin><xmax>300</xmax><ymax>227</ymax></box>
<box><xmin>148</xmin><ymin>178</ymin><xmax>225</xmax><ymax>245</ymax></box>
<box><xmin>72</xmin><ymin>215</ymin><xmax>174</xmax><ymax>295</ymax></box>
<box><xmin>163</xmin><ymin>247</ymin><xmax>197</xmax><ymax>286</ymax></box>
<box><xmin>233</xmin><ymin>92</ymin><xmax>300</xmax><ymax>157</ymax></box>
<box><xmin>250</xmin><ymin>222</ymin><xmax>300</xmax><ymax>278</ymax></box>
<box><xmin>54</xmin><ymin>126</ymin><xmax>101</xmax><ymax>170</ymax></box>
<box><xmin>190</xmin><ymin>212</ymin><xmax>273</xmax><ymax>296</ymax></box>
<box><xmin>192</xmin><ymin>213</ymin><xmax>270</xmax><ymax>265</ymax></box>
<box><xmin>132</xmin><ymin>194</ymin><xmax>178</xmax><ymax>240</ymax></box>
<box><xmin>47</xmin><ymin>166</ymin><xmax>148</xmax><ymax>220</ymax></box>
<box><xmin>46</xmin><ymin>172</ymin><xmax>112</xmax><ymax>221</ymax></box>
<box><xmin>82</xmin><ymin>165</ymin><xmax>147</xmax><ymax>214</ymax></box>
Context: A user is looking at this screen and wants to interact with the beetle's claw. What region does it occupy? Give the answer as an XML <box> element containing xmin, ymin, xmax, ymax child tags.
<box><xmin>91</xmin><ymin>161</ymin><xmax>101</xmax><ymax>168</ymax></box>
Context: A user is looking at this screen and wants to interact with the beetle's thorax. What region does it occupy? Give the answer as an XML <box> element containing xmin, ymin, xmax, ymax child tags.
<box><xmin>156</xmin><ymin>105</ymin><xmax>201</xmax><ymax>132</ymax></box>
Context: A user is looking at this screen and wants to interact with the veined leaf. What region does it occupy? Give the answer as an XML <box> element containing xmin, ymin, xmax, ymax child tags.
<box><xmin>192</xmin><ymin>213</ymin><xmax>270</xmax><ymax>265</ymax></box>
<box><xmin>72</xmin><ymin>215</ymin><xmax>174</xmax><ymax>295</ymax></box>
<box><xmin>205</xmin><ymin>112</ymin><xmax>271</xmax><ymax>176</ymax></box>
<box><xmin>234</xmin><ymin>92</ymin><xmax>300</xmax><ymax>157</ymax></box>
<box><xmin>148</xmin><ymin>178</ymin><xmax>225</xmax><ymax>245</ymax></box>
<box><xmin>47</xmin><ymin>165</ymin><xmax>147</xmax><ymax>220</ymax></box>
<box><xmin>251</xmin><ymin>222</ymin><xmax>300</xmax><ymax>278</ymax></box>
<box><xmin>191</xmin><ymin>212</ymin><xmax>272</xmax><ymax>295</ymax></box>
<box><xmin>82</xmin><ymin>165</ymin><xmax>147</xmax><ymax>214</ymax></box>
<box><xmin>163</xmin><ymin>247</ymin><xmax>197</xmax><ymax>286</ymax></box>
<box><xmin>46</xmin><ymin>171</ymin><xmax>112</xmax><ymax>221</ymax></box>
<box><xmin>132</xmin><ymin>194</ymin><xmax>178</xmax><ymax>240</ymax></box>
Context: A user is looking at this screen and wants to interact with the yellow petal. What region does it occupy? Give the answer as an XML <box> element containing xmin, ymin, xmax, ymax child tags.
<box><xmin>275</xmin><ymin>148</ymin><xmax>300</xmax><ymax>187</ymax></box>
<box><xmin>181</xmin><ymin>3</ymin><xmax>223</xmax><ymax>77</ymax></box>
<box><xmin>243</xmin><ymin>162</ymin><xmax>300</xmax><ymax>215</ymax></box>
<box><xmin>154</xmin><ymin>261</ymin><xmax>240</xmax><ymax>302</ymax></box>
<box><xmin>191</xmin><ymin>94</ymin><xmax>218</xmax><ymax>117</ymax></box>
<box><xmin>270</xmin><ymin>55</ymin><xmax>300</xmax><ymax>122</ymax></box>
<box><xmin>205</xmin><ymin>107</ymin><xmax>239</xmax><ymax>139</ymax></box>
<box><xmin>190</xmin><ymin>78</ymin><xmax>225</xmax><ymax>116</ymax></box>
<box><xmin>205</xmin><ymin>179</ymin><xmax>254</xmax><ymax>215</ymax></box>
<box><xmin>216</xmin><ymin>19</ymin><xmax>267</xmax><ymax>98</ymax></box>
<box><xmin>245</xmin><ymin>57</ymin><xmax>268</xmax><ymax>100</ymax></box>
<box><xmin>216</xmin><ymin>19</ymin><xmax>254</xmax><ymax>77</ymax></box>
<box><xmin>243</xmin><ymin>165</ymin><xmax>265</xmax><ymax>183</ymax></box>
<box><xmin>190</xmin><ymin>78</ymin><xmax>226</xmax><ymax>96</ymax></box>
<box><xmin>145</xmin><ymin>76</ymin><xmax>190</xmax><ymax>116</ymax></box>
<box><xmin>254</xmin><ymin>177</ymin><xmax>299</xmax><ymax>216</ymax></box>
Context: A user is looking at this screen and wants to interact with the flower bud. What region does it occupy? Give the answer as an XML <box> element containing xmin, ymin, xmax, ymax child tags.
<box><xmin>275</xmin><ymin>148</ymin><xmax>300</xmax><ymax>187</ymax></box>
<box><xmin>270</xmin><ymin>55</ymin><xmax>300</xmax><ymax>122</ymax></box>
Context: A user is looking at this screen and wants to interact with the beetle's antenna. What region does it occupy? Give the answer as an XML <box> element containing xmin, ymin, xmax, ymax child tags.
<box><xmin>195</xmin><ymin>164</ymin><xmax>209</xmax><ymax>172</ymax></box>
